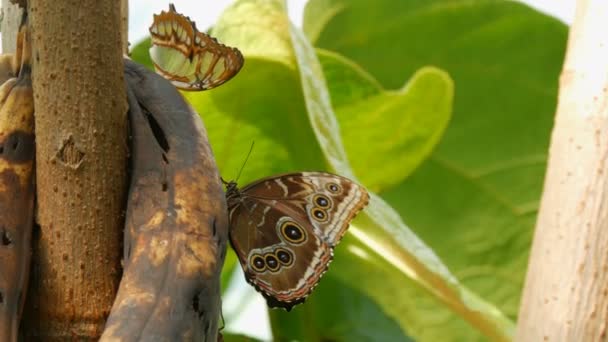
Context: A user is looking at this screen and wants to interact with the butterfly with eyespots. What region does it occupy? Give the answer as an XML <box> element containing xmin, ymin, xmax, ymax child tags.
<box><xmin>225</xmin><ymin>172</ymin><xmax>369</xmax><ymax>310</ymax></box>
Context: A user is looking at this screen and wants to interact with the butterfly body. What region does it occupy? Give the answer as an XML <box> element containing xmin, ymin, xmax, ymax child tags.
<box><xmin>226</xmin><ymin>172</ymin><xmax>369</xmax><ymax>310</ymax></box>
<box><xmin>149</xmin><ymin>4</ymin><xmax>244</xmax><ymax>90</ymax></box>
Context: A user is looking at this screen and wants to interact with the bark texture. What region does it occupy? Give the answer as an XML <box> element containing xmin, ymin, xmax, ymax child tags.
<box><xmin>516</xmin><ymin>1</ymin><xmax>608</xmax><ymax>341</ymax></box>
<box><xmin>100</xmin><ymin>60</ymin><xmax>227</xmax><ymax>342</ymax></box>
<box><xmin>120</xmin><ymin>0</ymin><xmax>128</xmax><ymax>54</ymax></box>
<box><xmin>21</xmin><ymin>0</ymin><xmax>128</xmax><ymax>339</ymax></box>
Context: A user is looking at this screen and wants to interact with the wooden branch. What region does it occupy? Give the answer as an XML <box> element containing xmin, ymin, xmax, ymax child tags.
<box><xmin>516</xmin><ymin>0</ymin><xmax>608</xmax><ymax>340</ymax></box>
<box><xmin>120</xmin><ymin>0</ymin><xmax>128</xmax><ymax>54</ymax></box>
<box><xmin>21</xmin><ymin>0</ymin><xmax>128</xmax><ymax>339</ymax></box>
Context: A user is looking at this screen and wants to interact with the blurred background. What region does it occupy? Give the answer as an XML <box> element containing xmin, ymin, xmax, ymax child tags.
<box><xmin>128</xmin><ymin>1</ymin><xmax>575</xmax><ymax>341</ymax></box>
<box><xmin>129</xmin><ymin>0</ymin><xmax>574</xmax><ymax>43</ymax></box>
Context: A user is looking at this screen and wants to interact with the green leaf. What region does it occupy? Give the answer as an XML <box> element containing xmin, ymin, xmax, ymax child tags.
<box><xmin>270</xmin><ymin>271</ymin><xmax>414</xmax><ymax>342</ymax></box>
<box><xmin>306</xmin><ymin>0</ymin><xmax>567</xmax><ymax>327</ymax></box>
<box><xmin>221</xmin><ymin>332</ymin><xmax>263</xmax><ymax>342</ymax></box>
<box><xmin>319</xmin><ymin>49</ymin><xmax>453</xmax><ymax>191</ymax></box>
<box><xmin>287</xmin><ymin>3</ymin><xmax>513</xmax><ymax>341</ymax></box>
<box><xmin>211</xmin><ymin>0</ymin><xmax>296</xmax><ymax>68</ymax></box>
<box><xmin>178</xmin><ymin>0</ymin><xmax>326</xmax><ymax>184</ymax></box>
<box><xmin>129</xmin><ymin>38</ymin><xmax>153</xmax><ymax>70</ymax></box>
<box><xmin>183</xmin><ymin>58</ymin><xmax>326</xmax><ymax>182</ymax></box>
<box><xmin>221</xmin><ymin>249</ymin><xmax>239</xmax><ymax>294</ymax></box>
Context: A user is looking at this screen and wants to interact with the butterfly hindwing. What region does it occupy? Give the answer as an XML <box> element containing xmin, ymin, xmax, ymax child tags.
<box><xmin>228</xmin><ymin>195</ymin><xmax>332</xmax><ymax>309</ymax></box>
<box><xmin>226</xmin><ymin>172</ymin><xmax>369</xmax><ymax>310</ymax></box>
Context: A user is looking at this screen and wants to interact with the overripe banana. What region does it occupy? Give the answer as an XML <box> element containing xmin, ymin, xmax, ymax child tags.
<box><xmin>0</xmin><ymin>25</ymin><xmax>35</xmax><ymax>342</ymax></box>
<box><xmin>100</xmin><ymin>60</ymin><xmax>228</xmax><ymax>341</ymax></box>
<box><xmin>0</xmin><ymin>54</ymin><xmax>16</xmax><ymax>86</ymax></box>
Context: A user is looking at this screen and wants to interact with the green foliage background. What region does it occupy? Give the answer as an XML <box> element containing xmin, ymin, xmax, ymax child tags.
<box><xmin>132</xmin><ymin>0</ymin><xmax>567</xmax><ymax>340</ymax></box>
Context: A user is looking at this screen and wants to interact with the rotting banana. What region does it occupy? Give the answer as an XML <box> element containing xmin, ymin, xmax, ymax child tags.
<box><xmin>100</xmin><ymin>59</ymin><xmax>228</xmax><ymax>341</ymax></box>
<box><xmin>0</xmin><ymin>25</ymin><xmax>35</xmax><ymax>342</ymax></box>
<box><xmin>0</xmin><ymin>54</ymin><xmax>16</xmax><ymax>86</ymax></box>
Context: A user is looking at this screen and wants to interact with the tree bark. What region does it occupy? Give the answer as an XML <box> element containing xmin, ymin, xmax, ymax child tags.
<box><xmin>120</xmin><ymin>0</ymin><xmax>128</xmax><ymax>54</ymax></box>
<box><xmin>516</xmin><ymin>1</ymin><xmax>608</xmax><ymax>341</ymax></box>
<box><xmin>21</xmin><ymin>0</ymin><xmax>128</xmax><ymax>339</ymax></box>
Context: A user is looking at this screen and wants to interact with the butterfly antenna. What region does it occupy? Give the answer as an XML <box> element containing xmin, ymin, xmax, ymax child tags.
<box><xmin>235</xmin><ymin>141</ymin><xmax>254</xmax><ymax>182</ymax></box>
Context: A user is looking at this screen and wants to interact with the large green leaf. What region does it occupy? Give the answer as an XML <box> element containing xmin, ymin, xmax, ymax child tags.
<box><xmin>287</xmin><ymin>6</ymin><xmax>512</xmax><ymax>341</ymax></box>
<box><xmin>221</xmin><ymin>333</ymin><xmax>263</xmax><ymax>342</ymax></box>
<box><xmin>319</xmin><ymin>49</ymin><xmax>453</xmax><ymax>191</ymax></box>
<box><xmin>185</xmin><ymin>58</ymin><xmax>327</xmax><ymax>181</ymax></box>
<box><xmin>305</xmin><ymin>0</ymin><xmax>567</xmax><ymax>323</ymax></box>
<box><xmin>270</xmin><ymin>264</ymin><xmax>414</xmax><ymax>342</ymax></box>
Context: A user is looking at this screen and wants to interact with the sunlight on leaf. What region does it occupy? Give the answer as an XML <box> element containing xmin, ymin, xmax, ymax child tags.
<box><xmin>319</xmin><ymin>49</ymin><xmax>453</xmax><ymax>191</ymax></box>
<box><xmin>305</xmin><ymin>0</ymin><xmax>567</xmax><ymax>325</ymax></box>
<box><xmin>288</xmin><ymin>3</ymin><xmax>514</xmax><ymax>341</ymax></box>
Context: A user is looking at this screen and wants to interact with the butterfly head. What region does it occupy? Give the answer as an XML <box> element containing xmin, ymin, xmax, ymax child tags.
<box><xmin>221</xmin><ymin>178</ymin><xmax>241</xmax><ymax>204</ymax></box>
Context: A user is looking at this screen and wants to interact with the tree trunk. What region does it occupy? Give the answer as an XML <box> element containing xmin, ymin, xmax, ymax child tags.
<box><xmin>516</xmin><ymin>0</ymin><xmax>608</xmax><ymax>341</ymax></box>
<box><xmin>21</xmin><ymin>0</ymin><xmax>127</xmax><ymax>339</ymax></box>
<box><xmin>120</xmin><ymin>0</ymin><xmax>128</xmax><ymax>54</ymax></box>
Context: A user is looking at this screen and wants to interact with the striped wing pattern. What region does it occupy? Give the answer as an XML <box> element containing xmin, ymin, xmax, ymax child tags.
<box><xmin>149</xmin><ymin>4</ymin><xmax>244</xmax><ymax>91</ymax></box>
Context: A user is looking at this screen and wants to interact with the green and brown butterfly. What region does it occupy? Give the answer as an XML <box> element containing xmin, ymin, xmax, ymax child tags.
<box><xmin>149</xmin><ymin>4</ymin><xmax>244</xmax><ymax>91</ymax></box>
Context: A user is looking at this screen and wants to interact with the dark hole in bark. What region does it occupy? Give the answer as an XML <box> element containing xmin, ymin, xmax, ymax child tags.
<box><xmin>162</xmin><ymin>181</ymin><xmax>168</xmax><ymax>192</ymax></box>
<box><xmin>140</xmin><ymin>103</ymin><xmax>169</xmax><ymax>153</ymax></box>
<box><xmin>192</xmin><ymin>294</ymin><xmax>205</xmax><ymax>319</ymax></box>
<box><xmin>1</xmin><ymin>228</ymin><xmax>12</xmax><ymax>246</ymax></box>
<box><xmin>212</xmin><ymin>218</ymin><xmax>217</xmax><ymax>236</ymax></box>
<box><xmin>0</xmin><ymin>291</ymin><xmax>3</xmax><ymax>304</ymax></box>
<box><xmin>32</xmin><ymin>223</ymin><xmax>41</xmax><ymax>241</ymax></box>
<box><xmin>0</xmin><ymin>144</ymin><xmax>3</xmax><ymax>154</ymax></box>
<box><xmin>192</xmin><ymin>294</ymin><xmax>199</xmax><ymax>311</ymax></box>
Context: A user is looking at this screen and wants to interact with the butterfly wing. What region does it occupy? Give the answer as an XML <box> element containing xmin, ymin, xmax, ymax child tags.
<box><xmin>149</xmin><ymin>5</ymin><xmax>244</xmax><ymax>91</ymax></box>
<box><xmin>227</xmin><ymin>172</ymin><xmax>369</xmax><ymax>310</ymax></box>
<box><xmin>228</xmin><ymin>194</ymin><xmax>333</xmax><ymax>310</ymax></box>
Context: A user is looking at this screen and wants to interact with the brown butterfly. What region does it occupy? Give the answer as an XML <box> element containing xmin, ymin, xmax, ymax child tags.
<box><xmin>149</xmin><ymin>4</ymin><xmax>244</xmax><ymax>91</ymax></box>
<box><xmin>225</xmin><ymin>172</ymin><xmax>369</xmax><ymax>310</ymax></box>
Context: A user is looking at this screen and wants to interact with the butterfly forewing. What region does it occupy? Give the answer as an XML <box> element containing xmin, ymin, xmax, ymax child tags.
<box><xmin>238</xmin><ymin>172</ymin><xmax>369</xmax><ymax>245</ymax></box>
<box><xmin>226</xmin><ymin>172</ymin><xmax>369</xmax><ymax>310</ymax></box>
<box><xmin>149</xmin><ymin>4</ymin><xmax>244</xmax><ymax>91</ymax></box>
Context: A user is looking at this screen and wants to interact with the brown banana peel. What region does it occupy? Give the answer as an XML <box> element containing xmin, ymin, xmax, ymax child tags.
<box><xmin>0</xmin><ymin>54</ymin><xmax>16</xmax><ymax>86</ymax></box>
<box><xmin>0</xmin><ymin>26</ymin><xmax>35</xmax><ymax>342</ymax></box>
<box><xmin>101</xmin><ymin>60</ymin><xmax>228</xmax><ymax>341</ymax></box>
